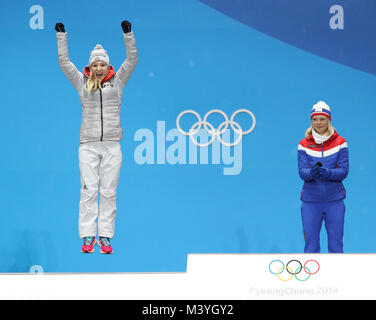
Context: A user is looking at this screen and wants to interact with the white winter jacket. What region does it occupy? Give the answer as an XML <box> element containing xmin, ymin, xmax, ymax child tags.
<box><xmin>57</xmin><ymin>31</ymin><xmax>138</xmax><ymax>143</ymax></box>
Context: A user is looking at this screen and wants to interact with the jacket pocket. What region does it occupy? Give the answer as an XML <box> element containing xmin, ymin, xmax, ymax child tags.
<box><xmin>341</xmin><ymin>185</ymin><xmax>346</xmax><ymax>196</ymax></box>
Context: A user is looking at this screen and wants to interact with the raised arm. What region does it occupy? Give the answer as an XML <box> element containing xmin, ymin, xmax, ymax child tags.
<box><xmin>116</xmin><ymin>20</ymin><xmax>138</xmax><ymax>91</ymax></box>
<box><xmin>56</xmin><ymin>23</ymin><xmax>83</xmax><ymax>91</ymax></box>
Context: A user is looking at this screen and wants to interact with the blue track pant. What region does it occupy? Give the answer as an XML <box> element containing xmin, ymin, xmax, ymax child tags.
<box><xmin>301</xmin><ymin>200</ymin><xmax>345</xmax><ymax>253</ymax></box>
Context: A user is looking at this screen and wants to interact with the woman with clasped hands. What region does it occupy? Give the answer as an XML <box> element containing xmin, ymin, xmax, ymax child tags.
<box><xmin>297</xmin><ymin>101</ymin><xmax>349</xmax><ymax>253</ymax></box>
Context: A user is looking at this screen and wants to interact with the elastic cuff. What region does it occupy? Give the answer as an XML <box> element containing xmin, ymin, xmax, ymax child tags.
<box><xmin>98</xmin><ymin>235</ymin><xmax>113</xmax><ymax>239</ymax></box>
<box><xmin>123</xmin><ymin>31</ymin><xmax>134</xmax><ymax>37</ymax></box>
<box><xmin>80</xmin><ymin>233</ymin><xmax>97</xmax><ymax>239</ymax></box>
<box><xmin>56</xmin><ymin>32</ymin><xmax>67</xmax><ymax>38</ymax></box>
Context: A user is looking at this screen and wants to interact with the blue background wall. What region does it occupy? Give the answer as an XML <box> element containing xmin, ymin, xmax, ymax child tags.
<box><xmin>0</xmin><ymin>0</ymin><xmax>375</xmax><ymax>273</ymax></box>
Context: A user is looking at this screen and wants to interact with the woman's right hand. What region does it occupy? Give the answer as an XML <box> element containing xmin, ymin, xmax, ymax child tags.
<box><xmin>55</xmin><ymin>22</ymin><xmax>65</xmax><ymax>32</ymax></box>
<box><xmin>310</xmin><ymin>163</ymin><xmax>320</xmax><ymax>179</ymax></box>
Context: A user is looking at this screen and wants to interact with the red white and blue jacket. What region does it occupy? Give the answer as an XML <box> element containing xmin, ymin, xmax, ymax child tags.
<box><xmin>298</xmin><ymin>131</ymin><xmax>349</xmax><ymax>202</ymax></box>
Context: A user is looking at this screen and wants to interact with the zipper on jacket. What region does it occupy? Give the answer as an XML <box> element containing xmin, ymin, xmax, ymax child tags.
<box><xmin>99</xmin><ymin>88</ymin><xmax>103</xmax><ymax>141</ymax></box>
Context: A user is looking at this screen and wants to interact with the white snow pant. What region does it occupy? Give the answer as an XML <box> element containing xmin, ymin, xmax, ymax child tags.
<box><xmin>78</xmin><ymin>141</ymin><xmax>122</xmax><ymax>239</ymax></box>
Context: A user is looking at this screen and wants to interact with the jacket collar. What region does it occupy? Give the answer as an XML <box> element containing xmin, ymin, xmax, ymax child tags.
<box><xmin>308</xmin><ymin>130</ymin><xmax>338</xmax><ymax>144</ymax></box>
<box><xmin>83</xmin><ymin>65</ymin><xmax>115</xmax><ymax>83</ymax></box>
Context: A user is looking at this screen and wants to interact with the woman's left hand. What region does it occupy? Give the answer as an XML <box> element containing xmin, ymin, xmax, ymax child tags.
<box><xmin>121</xmin><ymin>20</ymin><xmax>132</xmax><ymax>33</ymax></box>
<box><xmin>318</xmin><ymin>167</ymin><xmax>332</xmax><ymax>180</ymax></box>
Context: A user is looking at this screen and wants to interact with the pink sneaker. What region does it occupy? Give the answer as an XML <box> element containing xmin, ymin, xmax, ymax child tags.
<box><xmin>81</xmin><ymin>236</ymin><xmax>96</xmax><ymax>253</ymax></box>
<box><xmin>98</xmin><ymin>237</ymin><xmax>113</xmax><ymax>254</ymax></box>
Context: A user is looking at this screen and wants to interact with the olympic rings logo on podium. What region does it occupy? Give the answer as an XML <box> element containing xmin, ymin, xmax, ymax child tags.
<box><xmin>176</xmin><ymin>109</ymin><xmax>256</xmax><ymax>147</ymax></box>
<box><xmin>268</xmin><ymin>259</ymin><xmax>320</xmax><ymax>282</ymax></box>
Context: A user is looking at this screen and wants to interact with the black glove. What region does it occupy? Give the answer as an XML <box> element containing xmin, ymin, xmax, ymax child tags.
<box><xmin>315</xmin><ymin>161</ymin><xmax>323</xmax><ymax>168</ymax></box>
<box><xmin>121</xmin><ymin>20</ymin><xmax>132</xmax><ymax>33</ymax></box>
<box><xmin>55</xmin><ymin>22</ymin><xmax>65</xmax><ymax>32</ymax></box>
<box><xmin>314</xmin><ymin>161</ymin><xmax>323</xmax><ymax>177</ymax></box>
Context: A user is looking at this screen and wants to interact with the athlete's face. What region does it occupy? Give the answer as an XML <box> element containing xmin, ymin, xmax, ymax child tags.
<box><xmin>311</xmin><ymin>115</ymin><xmax>329</xmax><ymax>135</ymax></box>
<box><xmin>90</xmin><ymin>60</ymin><xmax>109</xmax><ymax>82</ymax></box>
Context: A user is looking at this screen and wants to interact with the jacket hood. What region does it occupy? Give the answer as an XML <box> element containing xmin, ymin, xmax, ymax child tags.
<box><xmin>83</xmin><ymin>65</ymin><xmax>115</xmax><ymax>83</ymax></box>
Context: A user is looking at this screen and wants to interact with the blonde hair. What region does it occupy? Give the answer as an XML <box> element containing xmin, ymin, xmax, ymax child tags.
<box><xmin>305</xmin><ymin>120</ymin><xmax>334</xmax><ymax>139</ymax></box>
<box><xmin>87</xmin><ymin>70</ymin><xmax>102</xmax><ymax>92</ymax></box>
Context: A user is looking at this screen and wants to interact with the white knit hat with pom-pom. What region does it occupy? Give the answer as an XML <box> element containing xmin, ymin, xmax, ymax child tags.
<box><xmin>311</xmin><ymin>101</ymin><xmax>331</xmax><ymax>120</ymax></box>
<box><xmin>89</xmin><ymin>44</ymin><xmax>110</xmax><ymax>66</ymax></box>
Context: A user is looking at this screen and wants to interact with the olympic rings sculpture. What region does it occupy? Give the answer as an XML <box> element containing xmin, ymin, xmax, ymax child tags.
<box><xmin>268</xmin><ymin>259</ymin><xmax>320</xmax><ymax>282</ymax></box>
<box><xmin>176</xmin><ymin>109</ymin><xmax>256</xmax><ymax>147</ymax></box>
